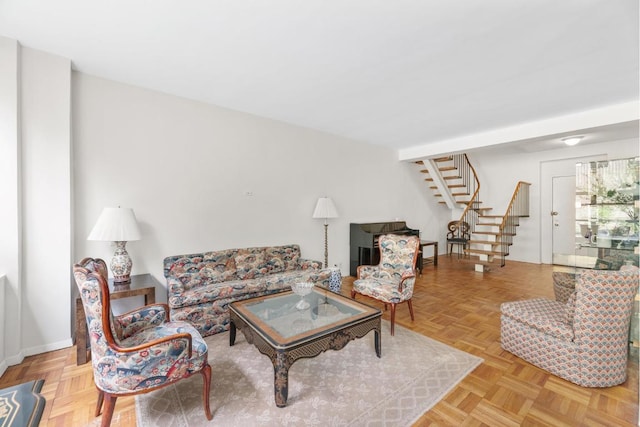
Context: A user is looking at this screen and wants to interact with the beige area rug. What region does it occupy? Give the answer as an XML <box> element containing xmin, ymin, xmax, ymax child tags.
<box><xmin>135</xmin><ymin>322</ymin><xmax>482</xmax><ymax>426</ymax></box>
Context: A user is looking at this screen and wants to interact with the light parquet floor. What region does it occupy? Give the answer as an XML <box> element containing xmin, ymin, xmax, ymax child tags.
<box><xmin>0</xmin><ymin>257</ymin><xmax>637</xmax><ymax>426</ymax></box>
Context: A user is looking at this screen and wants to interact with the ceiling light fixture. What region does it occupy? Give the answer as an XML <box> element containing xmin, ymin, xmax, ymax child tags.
<box><xmin>562</xmin><ymin>136</ymin><xmax>583</xmax><ymax>146</ymax></box>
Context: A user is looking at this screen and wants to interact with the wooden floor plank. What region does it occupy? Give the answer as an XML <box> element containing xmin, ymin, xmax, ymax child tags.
<box><xmin>0</xmin><ymin>257</ymin><xmax>637</xmax><ymax>426</ymax></box>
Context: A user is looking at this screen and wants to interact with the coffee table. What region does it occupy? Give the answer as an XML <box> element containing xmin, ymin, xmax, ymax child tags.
<box><xmin>229</xmin><ymin>287</ymin><xmax>382</xmax><ymax>407</ymax></box>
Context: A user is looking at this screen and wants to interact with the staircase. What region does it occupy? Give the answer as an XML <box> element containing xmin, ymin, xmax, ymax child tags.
<box><xmin>415</xmin><ymin>154</ymin><xmax>531</xmax><ymax>270</ymax></box>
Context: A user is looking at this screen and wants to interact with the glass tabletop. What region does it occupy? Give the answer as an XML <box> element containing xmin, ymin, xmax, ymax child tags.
<box><xmin>231</xmin><ymin>288</ymin><xmax>380</xmax><ymax>345</ymax></box>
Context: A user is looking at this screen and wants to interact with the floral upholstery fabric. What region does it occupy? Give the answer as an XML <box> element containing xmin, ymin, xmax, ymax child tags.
<box><xmin>265</xmin><ymin>246</ymin><xmax>301</xmax><ymax>271</ymax></box>
<box><xmin>501</xmin><ymin>266</ymin><xmax>639</xmax><ymax>387</ymax></box>
<box><xmin>352</xmin><ymin>234</ymin><xmax>419</xmax><ymax>304</ymax></box>
<box><xmin>235</xmin><ymin>251</ymin><xmax>269</xmax><ymax>280</ymax></box>
<box><xmin>74</xmin><ymin>264</ymin><xmax>208</xmax><ymax>394</ymax></box>
<box><xmin>164</xmin><ymin>244</ymin><xmax>335</xmax><ymax>337</ymax></box>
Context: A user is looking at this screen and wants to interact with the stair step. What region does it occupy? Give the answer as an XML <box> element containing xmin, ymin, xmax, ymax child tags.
<box><xmin>481</xmin><ymin>215</ymin><xmax>504</xmax><ymax>218</ymax></box>
<box><xmin>419</xmin><ymin>169</ymin><xmax>430</xmax><ymax>174</ymax></box>
<box><xmin>447</xmin><ymin>184</ymin><xmax>466</xmax><ymax>188</ymax></box>
<box><xmin>414</xmin><ymin>160</ymin><xmax>424</xmax><ymax>165</ymax></box>
<box><xmin>465</xmin><ymin>248</ymin><xmax>505</xmax><ymax>256</ymax></box>
<box><xmin>438</xmin><ymin>166</ymin><xmax>457</xmax><ymax>172</ymax></box>
<box><xmin>477</xmin><ymin>222</ymin><xmax>500</xmax><ymax>226</ymax></box>
<box><xmin>434</xmin><ymin>156</ymin><xmax>453</xmax><ymax>162</ymax></box>
<box><xmin>429</xmin><ymin>185</ymin><xmax>437</xmax><ymax>190</ymax></box>
<box><xmin>424</xmin><ymin>178</ymin><xmax>433</xmax><ymax>182</ymax></box>
<box><xmin>461</xmin><ymin>257</ymin><xmax>500</xmax><ymax>269</ymax></box>
<box><xmin>452</xmin><ymin>192</ymin><xmax>470</xmax><ymax>196</ymax></box>
<box><xmin>443</xmin><ymin>175</ymin><xmax>462</xmax><ymax>180</ymax></box>
<box><xmin>468</xmin><ymin>239</ymin><xmax>503</xmax><ymax>246</ymax></box>
<box><xmin>473</xmin><ymin>231</ymin><xmax>501</xmax><ymax>236</ymax></box>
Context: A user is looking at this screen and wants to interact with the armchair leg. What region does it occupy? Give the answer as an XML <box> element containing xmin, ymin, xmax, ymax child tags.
<box><xmin>201</xmin><ymin>362</ymin><xmax>213</xmax><ymax>420</ymax></box>
<box><xmin>95</xmin><ymin>389</ymin><xmax>104</xmax><ymax>416</ymax></box>
<box><xmin>350</xmin><ymin>289</ymin><xmax>356</xmax><ymax>299</ymax></box>
<box><xmin>390</xmin><ymin>303</ymin><xmax>396</xmax><ymax>336</ymax></box>
<box><xmin>407</xmin><ymin>299</ymin><xmax>415</xmax><ymax>321</ymax></box>
<box><xmin>100</xmin><ymin>393</ymin><xmax>117</xmax><ymax>427</ymax></box>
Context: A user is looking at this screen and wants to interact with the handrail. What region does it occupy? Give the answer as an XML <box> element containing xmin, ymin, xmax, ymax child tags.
<box><xmin>457</xmin><ymin>154</ymin><xmax>481</xmax><ymax>233</ymax></box>
<box><xmin>498</xmin><ymin>181</ymin><xmax>531</xmax><ymax>266</ymax></box>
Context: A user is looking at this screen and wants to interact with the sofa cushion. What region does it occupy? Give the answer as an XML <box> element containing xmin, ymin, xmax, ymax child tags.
<box><xmin>235</xmin><ymin>251</ymin><xmax>269</xmax><ymax>280</ymax></box>
<box><xmin>265</xmin><ymin>256</ymin><xmax>285</xmax><ymax>274</ymax></box>
<box><xmin>501</xmin><ymin>298</ymin><xmax>574</xmax><ymax>341</ymax></box>
<box><xmin>201</xmin><ymin>249</ymin><xmax>237</xmax><ymax>283</ymax></box>
<box><xmin>265</xmin><ymin>245</ymin><xmax>301</xmax><ymax>271</ymax></box>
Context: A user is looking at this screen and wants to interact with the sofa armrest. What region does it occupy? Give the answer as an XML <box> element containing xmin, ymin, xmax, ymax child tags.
<box><xmin>299</xmin><ymin>258</ymin><xmax>323</xmax><ymax>270</ymax></box>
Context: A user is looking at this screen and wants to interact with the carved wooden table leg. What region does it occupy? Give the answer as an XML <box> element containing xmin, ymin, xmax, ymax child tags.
<box><xmin>229</xmin><ymin>321</ymin><xmax>237</xmax><ymax>346</ymax></box>
<box><xmin>274</xmin><ymin>351</ymin><xmax>290</xmax><ymax>407</ymax></box>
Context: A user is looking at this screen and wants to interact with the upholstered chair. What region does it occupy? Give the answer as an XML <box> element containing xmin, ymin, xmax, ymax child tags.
<box><xmin>446</xmin><ymin>220</ymin><xmax>470</xmax><ymax>257</ymax></box>
<box><xmin>73</xmin><ymin>258</ymin><xmax>213</xmax><ymax>427</ymax></box>
<box><xmin>501</xmin><ymin>265</ymin><xmax>639</xmax><ymax>387</ymax></box>
<box><xmin>552</xmin><ymin>271</ymin><xmax>577</xmax><ymax>303</ymax></box>
<box><xmin>351</xmin><ymin>234</ymin><xmax>420</xmax><ymax>335</ymax></box>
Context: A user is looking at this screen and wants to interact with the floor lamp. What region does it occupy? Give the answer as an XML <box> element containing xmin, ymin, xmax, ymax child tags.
<box><xmin>313</xmin><ymin>197</ymin><xmax>339</xmax><ymax>268</ymax></box>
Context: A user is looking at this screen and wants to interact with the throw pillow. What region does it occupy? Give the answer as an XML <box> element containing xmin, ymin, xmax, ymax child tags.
<box><xmin>265</xmin><ymin>246</ymin><xmax>300</xmax><ymax>271</ymax></box>
<box><xmin>199</xmin><ymin>251</ymin><xmax>237</xmax><ymax>283</ymax></box>
<box><xmin>235</xmin><ymin>252</ymin><xmax>268</xmax><ymax>280</ymax></box>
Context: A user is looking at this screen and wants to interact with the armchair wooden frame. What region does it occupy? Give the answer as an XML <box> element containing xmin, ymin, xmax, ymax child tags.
<box><xmin>75</xmin><ymin>258</ymin><xmax>212</xmax><ymax>427</ymax></box>
<box><xmin>351</xmin><ymin>235</ymin><xmax>420</xmax><ymax>336</ymax></box>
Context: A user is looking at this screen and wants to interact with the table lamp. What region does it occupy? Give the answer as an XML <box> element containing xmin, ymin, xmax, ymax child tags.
<box><xmin>87</xmin><ymin>207</ymin><xmax>141</xmax><ymax>284</ymax></box>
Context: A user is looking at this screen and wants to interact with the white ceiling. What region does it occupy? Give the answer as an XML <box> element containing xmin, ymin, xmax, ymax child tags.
<box><xmin>1</xmin><ymin>0</ymin><xmax>638</xmax><ymax>155</ymax></box>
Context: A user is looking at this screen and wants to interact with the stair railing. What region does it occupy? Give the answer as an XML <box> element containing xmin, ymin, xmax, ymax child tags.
<box><xmin>498</xmin><ymin>181</ymin><xmax>531</xmax><ymax>266</ymax></box>
<box><xmin>456</xmin><ymin>154</ymin><xmax>481</xmax><ymax>233</ymax></box>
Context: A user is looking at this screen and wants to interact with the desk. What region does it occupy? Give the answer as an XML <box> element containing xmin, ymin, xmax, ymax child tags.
<box><xmin>418</xmin><ymin>240</ymin><xmax>438</xmax><ymax>274</ymax></box>
<box><xmin>75</xmin><ymin>274</ymin><xmax>157</xmax><ymax>365</ymax></box>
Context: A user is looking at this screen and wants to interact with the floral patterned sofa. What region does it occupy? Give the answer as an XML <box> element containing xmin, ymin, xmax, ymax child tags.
<box><xmin>164</xmin><ymin>244</ymin><xmax>336</xmax><ymax>337</ymax></box>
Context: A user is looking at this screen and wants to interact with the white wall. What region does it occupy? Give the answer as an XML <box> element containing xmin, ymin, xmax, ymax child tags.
<box><xmin>0</xmin><ymin>275</ymin><xmax>6</xmax><ymax>377</ymax></box>
<box><xmin>0</xmin><ymin>37</ymin><xmax>21</xmax><ymax>371</ymax></box>
<box><xmin>72</xmin><ymin>73</ymin><xmax>443</xmax><ymax>305</ymax></box>
<box><xmin>470</xmin><ymin>139</ymin><xmax>639</xmax><ymax>264</ymax></box>
<box><xmin>0</xmin><ymin>38</ymin><xmax>73</xmax><ymax>366</ymax></box>
<box><xmin>20</xmin><ymin>47</ymin><xmax>72</xmax><ymax>353</ymax></box>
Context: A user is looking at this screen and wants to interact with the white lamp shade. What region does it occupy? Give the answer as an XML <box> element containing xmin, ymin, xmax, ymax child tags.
<box><xmin>87</xmin><ymin>207</ymin><xmax>142</xmax><ymax>241</ymax></box>
<box><xmin>312</xmin><ymin>197</ymin><xmax>339</xmax><ymax>219</ymax></box>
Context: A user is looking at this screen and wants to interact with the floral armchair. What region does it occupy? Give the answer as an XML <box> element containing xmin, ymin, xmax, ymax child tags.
<box><xmin>501</xmin><ymin>265</ymin><xmax>639</xmax><ymax>387</ymax></box>
<box><xmin>351</xmin><ymin>234</ymin><xmax>420</xmax><ymax>335</ymax></box>
<box><xmin>73</xmin><ymin>258</ymin><xmax>213</xmax><ymax>427</ymax></box>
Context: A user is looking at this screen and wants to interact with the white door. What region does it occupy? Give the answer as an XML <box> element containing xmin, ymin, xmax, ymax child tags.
<box><xmin>551</xmin><ymin>175</ymin><xmax>576</xmax><ymax>263</ymax></box>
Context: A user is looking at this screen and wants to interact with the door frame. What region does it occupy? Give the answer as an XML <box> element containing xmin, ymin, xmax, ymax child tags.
<box><xmin>540</xmin><ymin>154</ymin><xmax>605</xmax><ymax>264</ymax></box>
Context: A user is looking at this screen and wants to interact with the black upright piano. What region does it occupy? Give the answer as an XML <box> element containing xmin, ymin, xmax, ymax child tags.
<box><xmin>350</xmin><ymin>221</ymin><xmax>420</xmax><ymax>276</ymax></box>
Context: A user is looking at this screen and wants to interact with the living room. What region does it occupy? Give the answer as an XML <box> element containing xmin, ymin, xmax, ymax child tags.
<box><xmin>1</xmin><ymin>1</ymin><xmax>639</xmax><ymax>425</ymax></box>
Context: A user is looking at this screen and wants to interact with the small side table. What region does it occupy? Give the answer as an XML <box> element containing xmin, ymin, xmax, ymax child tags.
<box><xmin>418</xmin><ymin>240</ymin><xmax>438</xmax><ymax>275</ymax></box>
<box><xmin>75</xmin><ymin>273</ymin><xmax>157</xmax><ymax>365</ymax></box>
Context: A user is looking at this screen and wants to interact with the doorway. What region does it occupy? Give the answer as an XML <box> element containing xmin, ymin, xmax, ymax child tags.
<box><xmin>551</xmin><ymin>175</ymin><xmax>576</xmax><ymax>265</ymax></box>
<box><xmin>540</xmin><ymin>154</ymin><xmax>606</xmax><ymax>265</ymax></box>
